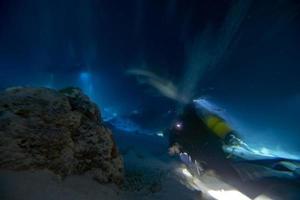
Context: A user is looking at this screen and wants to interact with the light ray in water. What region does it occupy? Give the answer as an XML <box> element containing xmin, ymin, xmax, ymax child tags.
<box><xmin>126</xmin><ymin>68</ymin><xmax>188</xmax><ymax>103</ymax></box>
<box><xmin>79</xmin><ymin>71</ymin><xmax>94</xmax><ymax>98</ymax></box>
<box><xmin>79</xmin><ymin>72</ymin><xmax>91</xmax><ymax>81</ymax></box>
<box><xmin>180</xmin><ymin>0</ymin><xmax>252</xmax><ymax>102</ymax></box>
<box><xmin>208</xmin><ymin>189</ymin><xmax>252</xmax><ymax>200</ymax></box>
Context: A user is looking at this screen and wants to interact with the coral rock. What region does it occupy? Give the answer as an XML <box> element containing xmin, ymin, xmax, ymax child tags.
<box><xmin>0</xmin><ymin>87</ymin><xmax>124</xmax><ymax>184</ymax></box>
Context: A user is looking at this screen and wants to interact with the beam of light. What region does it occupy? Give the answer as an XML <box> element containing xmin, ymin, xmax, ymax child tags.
<box><xmin>79</xmin><ymin>72</ymin><xmax>91</xmax><ymax>81</ymax></box>
<box><xmin>126</xmin><ymin>68</ymin><xmax>188</xmax><ymax>103</ymax></box>
<box><xmin>79</xmin><ymin>71</ymin><xmax>94</xmax><ymax>98</ymax></box>
<box><xmin>181</xmin><ymin>168</ymin><xmax>193</xmax><ymax>178</ymax></box>
<box><xmin>193</xmin><ymin>98</ymin><xmax>223</xmax><ymax>114</ymax></box>
<box><xmin>176</xmin><ymin>166</ymin><xmax>253</xmax><ymax>200</ymax></box>
<box><xmin>128</xmin><ymin>1</ymin><xmax>252</xmax><ymax>109</ymax></box>
<box><xmin>179</xmin><ymin>0</ymin><xmax>252</xmax><ymax>103</ymax></box>
<box><xmin>254</xmin><ymin>194</ymin><xmax>273</xmax><ymax>200</ymax></box>
<box><xmin>208</xmin><ymin>189</ymin><xmax>251</xmax><ymax>200</ymax></box>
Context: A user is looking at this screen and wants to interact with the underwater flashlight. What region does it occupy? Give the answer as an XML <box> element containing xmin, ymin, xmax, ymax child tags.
<box><xmin>175</xmin><ymin>122</ymin><xmax>183</xmax><ymax>130</ymax></box>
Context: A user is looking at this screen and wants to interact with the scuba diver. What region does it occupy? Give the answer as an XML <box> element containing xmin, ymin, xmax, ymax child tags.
<box><xmin>126</xmin><ymin>67</ymin><xmax>300</xmax><ymax>198</ymax></box>
<box><xmin>168</xmin><ymin>103</ymin><xmax>241</xmax><ymax>179</ymax></box>
<box><xmin>167</xmin><ymin>100</ymin><xmax>300</xmax><ymax>199</ymax></box>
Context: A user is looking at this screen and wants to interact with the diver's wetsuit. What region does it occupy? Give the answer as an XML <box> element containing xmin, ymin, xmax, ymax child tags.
<box><xmin>168</xmin><ymin>103</ymin><xmax>241</xmax><ymax>186</ymax></box>
<box><xmin>168</xmin><ymin>103</ymin><xmax>300</xmax><ymax>199</ymax></box>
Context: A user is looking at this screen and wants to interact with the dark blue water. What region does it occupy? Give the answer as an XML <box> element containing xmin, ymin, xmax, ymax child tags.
<box><xmin>0</xmin><ymin>0</ymin><xmax>299</xmax><ymax>158</ymax></box>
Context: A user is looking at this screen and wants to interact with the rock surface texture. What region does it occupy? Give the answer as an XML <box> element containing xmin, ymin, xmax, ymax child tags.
<box><xmin>0</xmin><ymin>87</ymin><xmax>124</xmax><ymax>184</ymax></box>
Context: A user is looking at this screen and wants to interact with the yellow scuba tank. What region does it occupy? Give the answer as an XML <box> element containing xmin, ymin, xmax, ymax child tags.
<box><xmin>205</xmin><ymin>115</ymin><xmax>233</xmax><ymax>139</ymax></box>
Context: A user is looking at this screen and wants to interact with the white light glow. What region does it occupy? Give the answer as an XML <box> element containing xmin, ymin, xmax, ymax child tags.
<box><xmin>208</xmin><ymin>189</ymin><xmax>251</xmax><ymax>200</ymax></box>
<box><xmin>181</xmin><ymin>168</ymin><xmax>193</xmax><ymax>178</ymax></box>
<box><xmin>156</xmin><ymin>132</ymin><xmax>164</xmax><ymax>137</ymax></box>
<box><xmin>254</xmin><ymin>194</ymin><xmax>273</xmax><ymax>200</ymax></box>
<box><xmin>175</xmin><ymin>122</ymin><xmax>182</xmax><ymax>130</ymax></box>
<box><xmin>193</xmin><ymin>98</ymin><xmax>226</xmax><ymax>117</ymax></box>
<box><xmin>177</xmin><ymin>165</ymin><xmax>253</xmax><ymax>200</ymax></box>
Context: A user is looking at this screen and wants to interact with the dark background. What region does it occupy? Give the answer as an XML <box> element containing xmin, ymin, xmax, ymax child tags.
<box><xmin>0</xmin><ymin>0</ymin><xmax>299</xmax><ymax>156</ymax></box>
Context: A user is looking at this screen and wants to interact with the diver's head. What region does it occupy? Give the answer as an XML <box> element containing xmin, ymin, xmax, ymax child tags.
<box><xmin>168</xmin><ymin>143</ymin><xmax>182</xmax><ymax>156</ymax></box>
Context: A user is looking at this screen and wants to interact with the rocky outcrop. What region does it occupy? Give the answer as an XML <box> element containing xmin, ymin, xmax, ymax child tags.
<box><xmin>0</xmin><ymin>87</ymin><xmax>123</xmax><ymax>184</ymax></box>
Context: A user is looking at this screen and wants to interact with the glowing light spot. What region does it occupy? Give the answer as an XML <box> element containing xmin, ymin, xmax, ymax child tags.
<box><xmin>208</xmin><ymin>189</ymin><xmax>251</xmax><ymax>200</ymax></box>
<box><xmin>80</xmin><ymin>72</ymin><xmax>91</xmax><ymax>81</ymax></box>
<box><xmin>176</xmin><ymin>166</ymin><xmax>253</xmax><ymax>200</ymax></box>
<box><xmin>175</xmin><ymin>122</ymin><xmax>183</xmax><ymax>130</ymax></box>
<box><xmin>156</xmin><ymin>132</ymin><xmax>164</xmax><ymax>137</ymax></box>
<box><xmin>254</xmin><ymin>194</ymin><xmax>273</xmax><ymax>200</ymax></box>
<box><xmin>260</xmin><ymin>147</ymin><xmax>271</xmax><ymax>155</ymax></box>
<box><xmin>181</xmin><ymin>168</ymin><xmax>193</xmax><ymax>178</ymax></box>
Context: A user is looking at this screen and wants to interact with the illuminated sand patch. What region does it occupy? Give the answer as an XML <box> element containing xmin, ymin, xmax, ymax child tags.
<box><xmin>175</xmin><ymin>165</ymin><xmax>253</xmax><ymax>200</ymax></box>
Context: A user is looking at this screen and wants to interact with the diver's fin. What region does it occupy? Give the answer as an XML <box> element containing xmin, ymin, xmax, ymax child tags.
<box><xmin>233</xmin><ymin>163</ymin><xmax>295</xmax><ymax>181</ymax></box>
